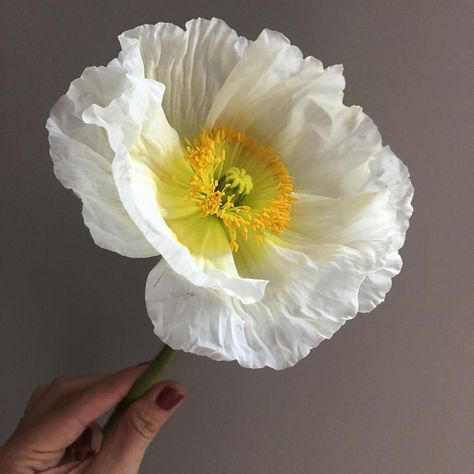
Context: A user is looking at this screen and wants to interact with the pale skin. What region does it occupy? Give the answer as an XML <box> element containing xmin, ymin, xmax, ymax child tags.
<box><xmin>0</xmin><ymin>363</ymin><xmax>185</xmax><ymax>473</ymax></box>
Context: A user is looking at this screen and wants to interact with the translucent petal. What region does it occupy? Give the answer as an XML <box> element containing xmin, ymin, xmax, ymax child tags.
<box><xmin>206</xmin><ymin>29</ymin><xmax>382</xmax><ymax>197</ymax></box>
<box><xmin>357</xmin><ymin>146</ymin><xmax>414</xmax><ymax>311</ymax></box>
<box><xmin>119</xmin><ymin>18</ymin><xmax>249</xmax><ymax>139</ymax></box>
<box><xmin>46</xmin><ymin>62</ymin><xmax>157</xmax><ymax>257</ymax></box>
<box><xmin>146</xmin><ymin>241</ymin><xmax>368</xmax><ymax>369</ymax></box>
<box><xmin>286</xmin><ymin>192</ymin><xmax>398</xmax><ymax>247</ymax></box>
<box><xmin>83</xmin><ymin>75</ymin><xmax>267</xmax><ymax>304</ymax></box>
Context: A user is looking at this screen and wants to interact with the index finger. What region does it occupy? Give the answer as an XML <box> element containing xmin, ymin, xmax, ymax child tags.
<box><xmin>18</xmin><ymin>363</ymin><xmax>151</xmax><ymax>451</ymax></box>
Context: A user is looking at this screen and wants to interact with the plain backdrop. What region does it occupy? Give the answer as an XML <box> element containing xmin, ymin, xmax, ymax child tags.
<box><xmin>1</xmin><ymin>1</ymin><xmax>473</xmax><ymax>473</ymax></box>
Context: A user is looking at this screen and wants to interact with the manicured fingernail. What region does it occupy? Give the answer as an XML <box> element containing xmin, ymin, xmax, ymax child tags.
<box><xmin>79</xmin><ymin>427</ymin><xmax>92</xmax><ymax>449</ymax></box>
<box><xmin>155</xmin><ymin>386</ymin><xmax>184</xmax><ymax>411</ymax></box>
<box><xmin>135</xmin><ymin>360</ymin><xmax>151</xmax><ymax>368</ymax></box>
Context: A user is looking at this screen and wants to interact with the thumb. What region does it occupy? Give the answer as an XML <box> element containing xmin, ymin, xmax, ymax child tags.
<box><xmin>89</xmin><ymin>381</ymin><xmax>185</xmax><ymax>474</ymax></box>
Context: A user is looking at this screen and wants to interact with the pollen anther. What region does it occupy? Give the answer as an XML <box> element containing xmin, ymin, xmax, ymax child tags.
<box><xmin>184</xmin><ymin>127</ymin><xmax>295</xmax><ymax>251</ymax></box>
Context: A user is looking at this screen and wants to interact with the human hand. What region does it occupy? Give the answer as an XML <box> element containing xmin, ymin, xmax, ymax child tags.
<box><xmin>0</xmin><ymin>363</ymin><xmax>185</xmax><ymax>473</ymax></box>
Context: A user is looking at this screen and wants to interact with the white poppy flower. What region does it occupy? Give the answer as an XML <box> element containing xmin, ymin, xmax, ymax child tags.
<box><xmin>47</xmin><ymin>18</ymin><xmax>413</xmax><ymax>369</ymax></box>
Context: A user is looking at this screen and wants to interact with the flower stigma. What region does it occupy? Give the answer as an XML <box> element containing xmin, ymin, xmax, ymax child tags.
<box><xmin>221</xmin><ymin>167</ymin><xmax>253</xmax><ymax>201</ymax></box>
<box><xmin>183</xmin><ymin>127</ymin><xmax>295</xmax><ymax>252</ymax></box>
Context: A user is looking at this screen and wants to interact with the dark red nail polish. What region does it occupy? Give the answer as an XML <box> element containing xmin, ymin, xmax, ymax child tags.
<box><xmin>155</xmin><ymin>386</ymin><xmax>184</xmax><ymax>411</ymax></box>
<box><xmin>80</xmin><ymin>427</ymin><xmax>92</xmax><ymax>449</ymax></box>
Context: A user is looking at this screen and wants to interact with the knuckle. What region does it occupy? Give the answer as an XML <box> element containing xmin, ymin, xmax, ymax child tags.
<box><xmin>126</xmin><ymin>405</ymin><xmax>161</xmax><ymax>441</ymax></box>
<box><xmin>26</xmin><ymin>384</ymin><xmax>47</xmax><ymax>407</ymax></box>
<box><xmin>32</xmin><ymin>383</ymin><xmax>48</xmax><ymax>395</ymax></box>
<box><xmin>50</xmin><ymin>375</ymin><xmax>72</xmax><ymax>391</ymax></box>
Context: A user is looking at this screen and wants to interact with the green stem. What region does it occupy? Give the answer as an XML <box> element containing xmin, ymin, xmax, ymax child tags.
<box><xmin>102</xmin><ymin>345</ymin><xmax>178</xmax><ymax>439</ymax></box>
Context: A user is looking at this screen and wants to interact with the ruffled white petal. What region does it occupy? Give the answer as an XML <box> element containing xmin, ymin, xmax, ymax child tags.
<box><xmin>357</xmin><ymin>250</ymin><xmax>403</xmax><ymax>312</ymax></box>
<box><xmin>357</xmin><ymin>146</ymin><xmax>414</xmax><ymax>311</ymax></box>
<box><xmin>206</xmin><ymin>29</ymin><xmax>382</xmax><ymax>197</ymax></box>
<box><xmin>281</xmin><ymin>147</ymin><xmax>413</xmax><ymax>315</ymax></box>
<box><xmin>206</xmin><ymin>26</ymin><xmax>413</xmax><ymax>328</ymax></box>
<box><xmin>146</xmin><ymin>259</ymin><xmax>241</xmax><ymax>362</ymax></box>
<box><xmin>46</xmin><ymin>62</ymin><xmax>157</xmax><ymax>257</ymax></box>
<box><xmin>285</xmin><ymin>192</ymin><xmax>397</xmax><ymax>247</ymax></box>
<box><xmin>83</xmin><ymin>74</ymin><xmax>267</xmax><ymax>304</ymax></box>
<box><xmin>146</xmin><ymin>240</ymin><xmax>369</xmax><ymax>369</ymax></box>
<box><xmin>119</xmin><ymin>18</ymin><xmax>249</xmax><ymax>139</ymax></box>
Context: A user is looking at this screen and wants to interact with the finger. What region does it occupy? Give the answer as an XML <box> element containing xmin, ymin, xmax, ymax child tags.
<box><xmin>28</xmin><ymin>361</ymin><xmax>150</xmax><ymax>422</ymax></box>
<box><xmin>43</xmin><ymin>373</ymin><xmax>108</xmax><ymax>399</ymax></box>
<box><xmin>43</xmin><ymin>454</ymin><xmax>95</xmax><ymax>473</ymax></box>
<box><xmin>89</xmin><ymin>381</ymin><xmax>184</xmax><ymax>474</ymax></box>
<box><xmin>22</xmin><ymin>384</ymin><xmax>49</xmax><ymax>425</ymax></box>
<box><xmin>25</xmin><ymin>384</ymin><xmax>49</xmax><ymax>413</ymax></box>
<box><xmin>15</xmin><ymin>363</ymin><xmax>152</xmax><ymax>451</ymax></box>
<box><xmin>67</xmin><ymin>422</ymin><xmax>102</xmax><ymax>463</ymax></box>
<box><xmin>23</xmin><ymin>375</ymin><xmax>107</xmax><ymax>423</ymax></box>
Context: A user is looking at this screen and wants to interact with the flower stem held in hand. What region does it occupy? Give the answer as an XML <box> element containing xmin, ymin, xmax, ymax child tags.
<box><xmin>103</xmin><ymin>345</ymin><xmax>178</xmax><ymax>438</ymax></box>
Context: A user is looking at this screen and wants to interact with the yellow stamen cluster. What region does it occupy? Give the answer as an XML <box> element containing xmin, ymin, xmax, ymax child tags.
<box><xmin>184</xmin><ymin>127</ymin><xmax>295</xmax><ymax>252</ymax></box>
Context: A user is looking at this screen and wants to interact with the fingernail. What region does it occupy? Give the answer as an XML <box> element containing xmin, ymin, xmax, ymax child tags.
<box><xmin>155</xmin><ymin>386</ymin><xmax>184</xmax><ymax>411</ymax></box>
<box><xmin>134</xmin><ymin>360</ymin><xmax>151</xmax><ymax>368</ymax></box>
<box><xmin>79</xmin><ymin>427</ymin><xmax>92</xmax><ymax>449</ymax></box>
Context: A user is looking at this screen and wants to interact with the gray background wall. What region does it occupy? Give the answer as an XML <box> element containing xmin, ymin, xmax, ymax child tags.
<box><xmin>1</xmin><ymin>1</ymin><xmax>473</xmax><ymax>473</ymax></box>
